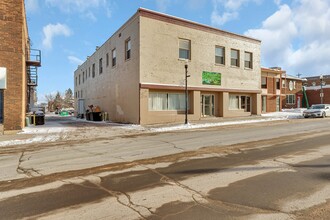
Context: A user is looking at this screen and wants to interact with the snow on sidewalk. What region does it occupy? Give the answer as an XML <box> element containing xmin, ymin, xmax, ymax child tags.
<box><xmin>0</xmin><ymin>110</ymin><xmax>304</xmax><ymax>147</ymax></box>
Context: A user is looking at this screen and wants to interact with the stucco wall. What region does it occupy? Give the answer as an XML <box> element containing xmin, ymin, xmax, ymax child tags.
<box><xmin>74</xmin><ymin>15</ymin><xmax>140</xmax><ymax>124</ymax></box>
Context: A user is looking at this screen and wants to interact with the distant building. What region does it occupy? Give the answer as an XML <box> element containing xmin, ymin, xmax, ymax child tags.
<box><xmin>0</xmin><ymin>0</ymin><xmax>41</xmax><ymax>133</ymax></box>
<box><xmin>261</xmin><ymin>67</ymin><xmax>284</xmax><ymax>112</ymax></box>
<box><xmin>305</xmin><ymin>75</ymin><xmax>330</xmax><ymax>105</ymax></box>
<box><xmin>74</xmin><ymin>8</ymin><xmax>262</xmax><ymax>124</ymax></box>
<box><xmin>281</xmin><ymin>74</ymin><xmax>306</xmax><ymax>109</ymax></box>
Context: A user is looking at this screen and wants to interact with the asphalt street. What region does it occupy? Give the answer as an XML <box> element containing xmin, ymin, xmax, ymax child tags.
<box><xmin>0</xmin><ymin>117</ymin><xmax>330</xmax><ymax>219</ymax></box>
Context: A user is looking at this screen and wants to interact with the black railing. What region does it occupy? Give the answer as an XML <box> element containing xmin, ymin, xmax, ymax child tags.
<box><xmin>27</xmin><ymin>66</ymin><xmax>38</xmax><ymax>86</ymax></box>
<box><xmin>26</xmin><ymin>49</ymin><xmax>41</xmax><ymax>67</ymax></box>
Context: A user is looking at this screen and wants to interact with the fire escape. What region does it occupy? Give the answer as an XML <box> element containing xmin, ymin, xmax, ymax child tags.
<box><xmin>26</xmin><ymin>49</ymin><xmax>41</xmax><ymax>111</ymax></box>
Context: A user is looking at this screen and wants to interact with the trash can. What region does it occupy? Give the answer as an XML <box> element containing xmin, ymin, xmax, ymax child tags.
<box><xmin>86</xmin><ymin>110</ymin><xmax>91</xmax><ymax>121</ymax></box>
<box><xmin>92</xmin><ymin>112</ymin><xmax>102</xmax><ymax>121</ymax></box>
<box><xmin>35</xmin><ymin>111</ymin><xmax>45</xmax><ymax>125</ymax></box>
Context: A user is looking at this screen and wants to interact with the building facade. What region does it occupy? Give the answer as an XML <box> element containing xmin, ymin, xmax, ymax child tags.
<box><xmin>281</xmin><ymin>74</ymin><xmax>306</xmax><ymax>109</ymax></box>
<box><xmin>74</xmin><ymin>8</ymin><xmax>261</xmax><ymax>125</ymax></box>
<box><xmin>0</xmin><ymin>0</ymin><xmax>41</xmax><ymax>133</ymax></box>
<box><xmin>305</xmin><ymin>75</ymin><xmax>330</xmax><ymax>105</ymax></box>
<box><xmin>261</xmin><ymin>67</ymin><xmax>284</xmax><ymax>112</ymax></box>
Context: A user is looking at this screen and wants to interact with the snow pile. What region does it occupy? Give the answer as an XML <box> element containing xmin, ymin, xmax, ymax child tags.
<box><xmin>20</xmin><ymin>122</ymin><xmax>75</xmax><ymax>134</ymax></box>
<box><xmin>149</xmin><ymin>117</ymin><xmax>283</xmax><ymax>132</ymax></box>
<box><xmin>261</xmin><ymin>111</ymin><xmax>303</xmax><ymax>119</ymax></box>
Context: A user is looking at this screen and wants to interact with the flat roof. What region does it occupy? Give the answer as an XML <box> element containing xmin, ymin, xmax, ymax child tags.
<box><xmin>138</xmin><ymin>8</ymin><xmax>261</xmax><ymax>44</ymax></box>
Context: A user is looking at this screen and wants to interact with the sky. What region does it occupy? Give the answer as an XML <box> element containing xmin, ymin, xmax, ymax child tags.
<box><xmin>25</xmin><ymin>0</ymin><xmax>330</xmax><ymax>103</ymax></box>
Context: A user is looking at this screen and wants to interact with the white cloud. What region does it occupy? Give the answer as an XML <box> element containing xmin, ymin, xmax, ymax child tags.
<box><xmin>42</xmin><ymin>23</ymin><xmax>72</xmax><ymax>49</ymax></box>
<box><xmin>155</xmin><ymin>0</ymin><xmax>172</xmax><ymax>12</ymax></box>
<box><xmin>68</xmin><ymin>56</ymin><xmax>83</xmax><ymax>65</ymax></box>
<box><xmin>245</xmin><ymin>0</ymin><xmax>330</xmax><ymax>76</ymax></box>
<box><xmin>45</xmin><ymin>0</ymin><xmax>113</xmax><ymax>21</ymax></box>
<box><xmin>211</xmin><ymin>0</ymin><xmax>262</xmax><ymax>26</ymax></box>
<box><xmin>25</xmin><ymin>0</ymin><xmax>39</xmax><ymax>13</ymax></box>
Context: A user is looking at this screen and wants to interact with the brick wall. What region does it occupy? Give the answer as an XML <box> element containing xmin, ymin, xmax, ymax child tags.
<box><xmin>0</xmin><ymin>0</ymin><xmax>28</xmax><ymax>130</ymax></box>
<box><xmin>306</xmin><ymin>88</ymin><xmax>330</xmax><ymax>105</ymax></box>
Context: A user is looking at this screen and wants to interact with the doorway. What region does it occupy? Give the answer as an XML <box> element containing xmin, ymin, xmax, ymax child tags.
<box><xmin>201</xmin><ymin>94</ymin><xmax>215</xmax><ymax>116</ymax></box>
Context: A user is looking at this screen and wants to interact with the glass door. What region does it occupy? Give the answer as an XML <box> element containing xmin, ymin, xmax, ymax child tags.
<box><xmin>201</xmin><ymin>94</ymin><xmax>215</xmax><ymax>116</ymax></box>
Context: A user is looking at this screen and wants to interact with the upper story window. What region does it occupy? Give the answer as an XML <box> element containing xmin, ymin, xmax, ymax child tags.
<box><xmin>215</xmin><ymin>46</ymin><xmax>225</xmax><ymax>65</ymax></box>
<box><xmin>112</xmin><ymin>48</ymin><xmax>116</xmax><ymax>67</ymax></box>
<box><xmin>88</xmin><ymin>67</ymin><xmax>90</xmax><ymax>77</ymax></box>
<box><xmin>78</xmin><ymin>74</ymin><xmax>81</xmax><ymax>85</ymax></box>
<box><xmin>92</xmin><ymin>63</ymin><xmax>95</xmax><ymax>78</ymax></box>
<box><xmin>231</xmin><ymin>49</ymin><xmax>240</xmax><ymax>67</ymax></box>
<box><xmin>276</xmin><ymin>78</ymin><xmax>280</xmax><ymax>90</ymax></box>
<box><xmin>261</xmin><ymin>77</ymin><xmax>267</xmax><ymax>89</ymax></box>
<box><xmin>244</xmin><ymin>52</ymin><xmax>252</xmax><ymax>69</ymax></box>
<box><xmin>179</xmin><ymin>38</ymin><xmax>191</xmax><ymax>60</ymax></box>
<box><xmin>75</xmin><ymin>76</ymin><xmax>77</xmax><ymax>86</ymax></box>
<box><xmin>82</xmin><ymin>71</ymin><xmax>85</xmax><ymax>83</ymax></box>
<box><xmin>125</xmin><ymin>38</ymin><xmax>131</xmax><ymax>60</ymax></box>
<box><xmin>282</xmin><ymin>79</ymin><xmax>286</xmax><ymax>88</ymax></box>
<box><xmin>99</xmin><ymin>58</ymin><xmax>103</xmax><ymax>74</ymax></box>
<box><xmin>106</xmin><ymin>53</ymin><xmax>109</xmax><ymax>67</ymax></box>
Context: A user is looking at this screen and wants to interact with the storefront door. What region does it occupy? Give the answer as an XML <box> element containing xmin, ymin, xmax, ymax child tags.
<box><xmin>201</xmin><ymin>94</ymin><xmax>215</xmax><ymax>116</ymax></box>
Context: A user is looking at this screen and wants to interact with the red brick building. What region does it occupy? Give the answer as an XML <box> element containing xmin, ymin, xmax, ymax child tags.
<box><xmin>261</xmin><ymin>67</ymin><xmax>284</xmax><ymax>112</ymax></box>
<box><xmin>281</xmin><ymin>74</ymin><xmax>306</xmax><ymax>109</ymax></box>
<box><xmin>305</xmin><ymin>75</ymin><xmax>330</xmax><ymax>105</ymax></box>
<box><xmin>0</xmin><ymin>0</ymin><xmax>41</xmax><ymax>133</ymax></box>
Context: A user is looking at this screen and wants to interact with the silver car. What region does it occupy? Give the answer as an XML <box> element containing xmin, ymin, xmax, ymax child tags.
<box><xmin>303</xmin><ymin>104</ymin><xmax>330</xmax><ymax>118</ymax></box>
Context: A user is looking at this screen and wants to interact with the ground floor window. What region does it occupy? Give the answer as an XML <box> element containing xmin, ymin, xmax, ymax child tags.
<box><xmin>229</xmin><ymin>94</ymin><xmax>251</xmax><ymax>112</ymax></box>
<box><xmin>149</xmin><ymin>92</ymin><xmax>187</xmax><ymax>111</ymax></box>
<box><xmin>286</xmin><ymin>94</ymin><xmax>295</xmax><ymax>105</ymax></box>
<box><xmin>262</xmin><ymin>96</ymin><xmax>267</xmax><ymax>112</ymax></box>
<box><xmin>0</xmin><ymin>90</ymin><xmax>3</xmax><ymax>123</ymax></box>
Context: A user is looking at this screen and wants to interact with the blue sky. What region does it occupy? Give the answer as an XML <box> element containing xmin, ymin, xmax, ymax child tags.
<box><xmin>25</xmin><ymin>0</ymin><xmax>330</xmax><ymax>102</ymax></box>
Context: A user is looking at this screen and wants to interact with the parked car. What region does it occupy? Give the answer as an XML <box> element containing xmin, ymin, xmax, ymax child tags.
<box><xmin>303</xmin><ymin>104</ymin><xmax>330</xmax><ymax>118</ymax></box>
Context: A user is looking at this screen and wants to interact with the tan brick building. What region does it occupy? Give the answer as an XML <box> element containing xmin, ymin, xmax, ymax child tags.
<box><xmin>0</xmin><ymin>0</ymin><xmax>41</xmax><ymax>133</ymax></box>
<box><xmin>75</xmin><ymin>8</ymin><xmax>261</xmax><ymax>125</ymax></box>
<box><xmin>261</xmin><ymin>67</ymin><xmax>284</xmax><ymax>112</ymax></box>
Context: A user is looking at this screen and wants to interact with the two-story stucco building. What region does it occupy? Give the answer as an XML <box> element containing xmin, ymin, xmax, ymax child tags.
<box><xmin>74</xmin><ymin>8</ymin><xmax>261</xmax><ymax>125</ymax></box>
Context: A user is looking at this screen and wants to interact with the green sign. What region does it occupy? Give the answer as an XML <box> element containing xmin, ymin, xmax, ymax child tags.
<box><xmin>202</xmin><ymin>71</ymin><xmax>221</xmax><ymax>85</ymax></box>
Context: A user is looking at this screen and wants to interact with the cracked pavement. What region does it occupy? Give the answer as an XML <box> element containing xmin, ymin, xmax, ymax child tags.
<box><xmin>0</xmin><ymin>116</ymin><xmax>330</xmax><ymax>219</ymax></box>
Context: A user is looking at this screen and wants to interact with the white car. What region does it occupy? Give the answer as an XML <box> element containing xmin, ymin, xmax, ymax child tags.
<box><xmin>303</xmin><ymin>104</ymin><xmax>330</xmax><ymax>118</ymax></box>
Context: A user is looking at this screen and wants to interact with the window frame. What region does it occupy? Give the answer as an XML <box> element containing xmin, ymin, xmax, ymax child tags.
<box><xmin>230</xmin><ymin>49</ymin><xmax>240</xmax><ymax>67</ymax></box>
<box><xmin>112</xmin><ymin>48</ymin><xmax>116</xmax><ymax>67</ymax></box>
<box><xmin>125</xmin><ymin>38</ymin><xmax>131</xmax><ymax>60</ymax></box>
<box><xmin>286</xmin><ymin>94</ymin><xmax>296</xmax><ymax>104</ymax></box>
<box><xmin>92</xmin><ymin>63</ymin><xmax>95</xmax><ymax>78</ymax></box>
<box><xmin>276</xmin><ymin>78</ymin><xmax>281</xmax><ymax>90</ymax></box>
<box><xmin>179</xmin><ymin>38</ymin><xmax>191</xmax><ymax>60</ymax></box>
<box><xmin>106</xmin><ymin>53</ymin><xmax>109</xmax><ymax>67</ymax></box>
<box><xmin>99</xmin><ymin>58</ymin><xmax>103</xmax><ymax>74</ymax></box>
<box><xmin>148</xmin><ymin>92</ymin><xmax>188</xmax><ymax>111</ymax></box>
<box><xmin>244</xmin><ymin>51</ymin><xmax>253</xmax><ymax>69</ymax></box>
<box><xmin>261</xmin><ymin>77</ymin><xmax>267</xmax><ymax>89</ymax></box>
<box><xmin>215</xmin><ymin>46</ymin><xmax>225</xmax><ymax>65</ymax></box>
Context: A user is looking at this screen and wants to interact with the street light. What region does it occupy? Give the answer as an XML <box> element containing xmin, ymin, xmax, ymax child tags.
<box><xmin>320</xmin><ymin>74</ymin><xmax>324</xmax><ymax>104</ymax></box>
<box><xmin>184</xmin><ymin>60</ymin><xmax>190</xmax><ymax>124</ymax></box>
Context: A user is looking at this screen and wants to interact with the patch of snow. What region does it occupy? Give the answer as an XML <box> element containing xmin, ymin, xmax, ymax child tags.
<box><xmin>262</xmin><ymin>111</ymin><xmax>303</xmax><ymax>119</ymax></box>
<box><xmin>149</xmin><ymin>118</ymin><xmax>283</xmax><ymax>132</ymax></box>
<box><xmin>0</xmin><ymin>135</ymin><xmax>60</xmax><ymax>147</ymax></box>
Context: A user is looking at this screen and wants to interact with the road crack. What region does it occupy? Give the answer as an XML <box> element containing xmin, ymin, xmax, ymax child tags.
<box><xmin>16</xmin><ymin>151</ymin><xmax>41</xmax><ymax>177</ymax></box>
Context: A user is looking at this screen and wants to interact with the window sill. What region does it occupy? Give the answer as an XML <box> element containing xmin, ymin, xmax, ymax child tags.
<box><xmin>230</xmin><ymin>65</ymin><xmax>240</xmax><ymax>69</ymax></box>
<box><xmin>215</xmin><ymin>63</ymin><xmax>225</xmax><ymax>67</ymax></box>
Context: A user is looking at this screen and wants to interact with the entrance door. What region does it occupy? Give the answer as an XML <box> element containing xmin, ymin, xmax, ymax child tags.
<box><xmin>78</xmin><ymin>99</ymin><xmax>85</xmax><ymax>115</ymax></box>
<box><xmin>297</xmin><ymin>96</ymin><xmax>301</xmax><ymax>108</ymax></box>
<box><xmin>201</xmin><ymin>94</ymin><xmax>215</xmax><ymax>116</ymax></box>
<box><xmin>276</xmin><ymin>96</ymin><xmax>280</xmax><ymax>112</ymax></box>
